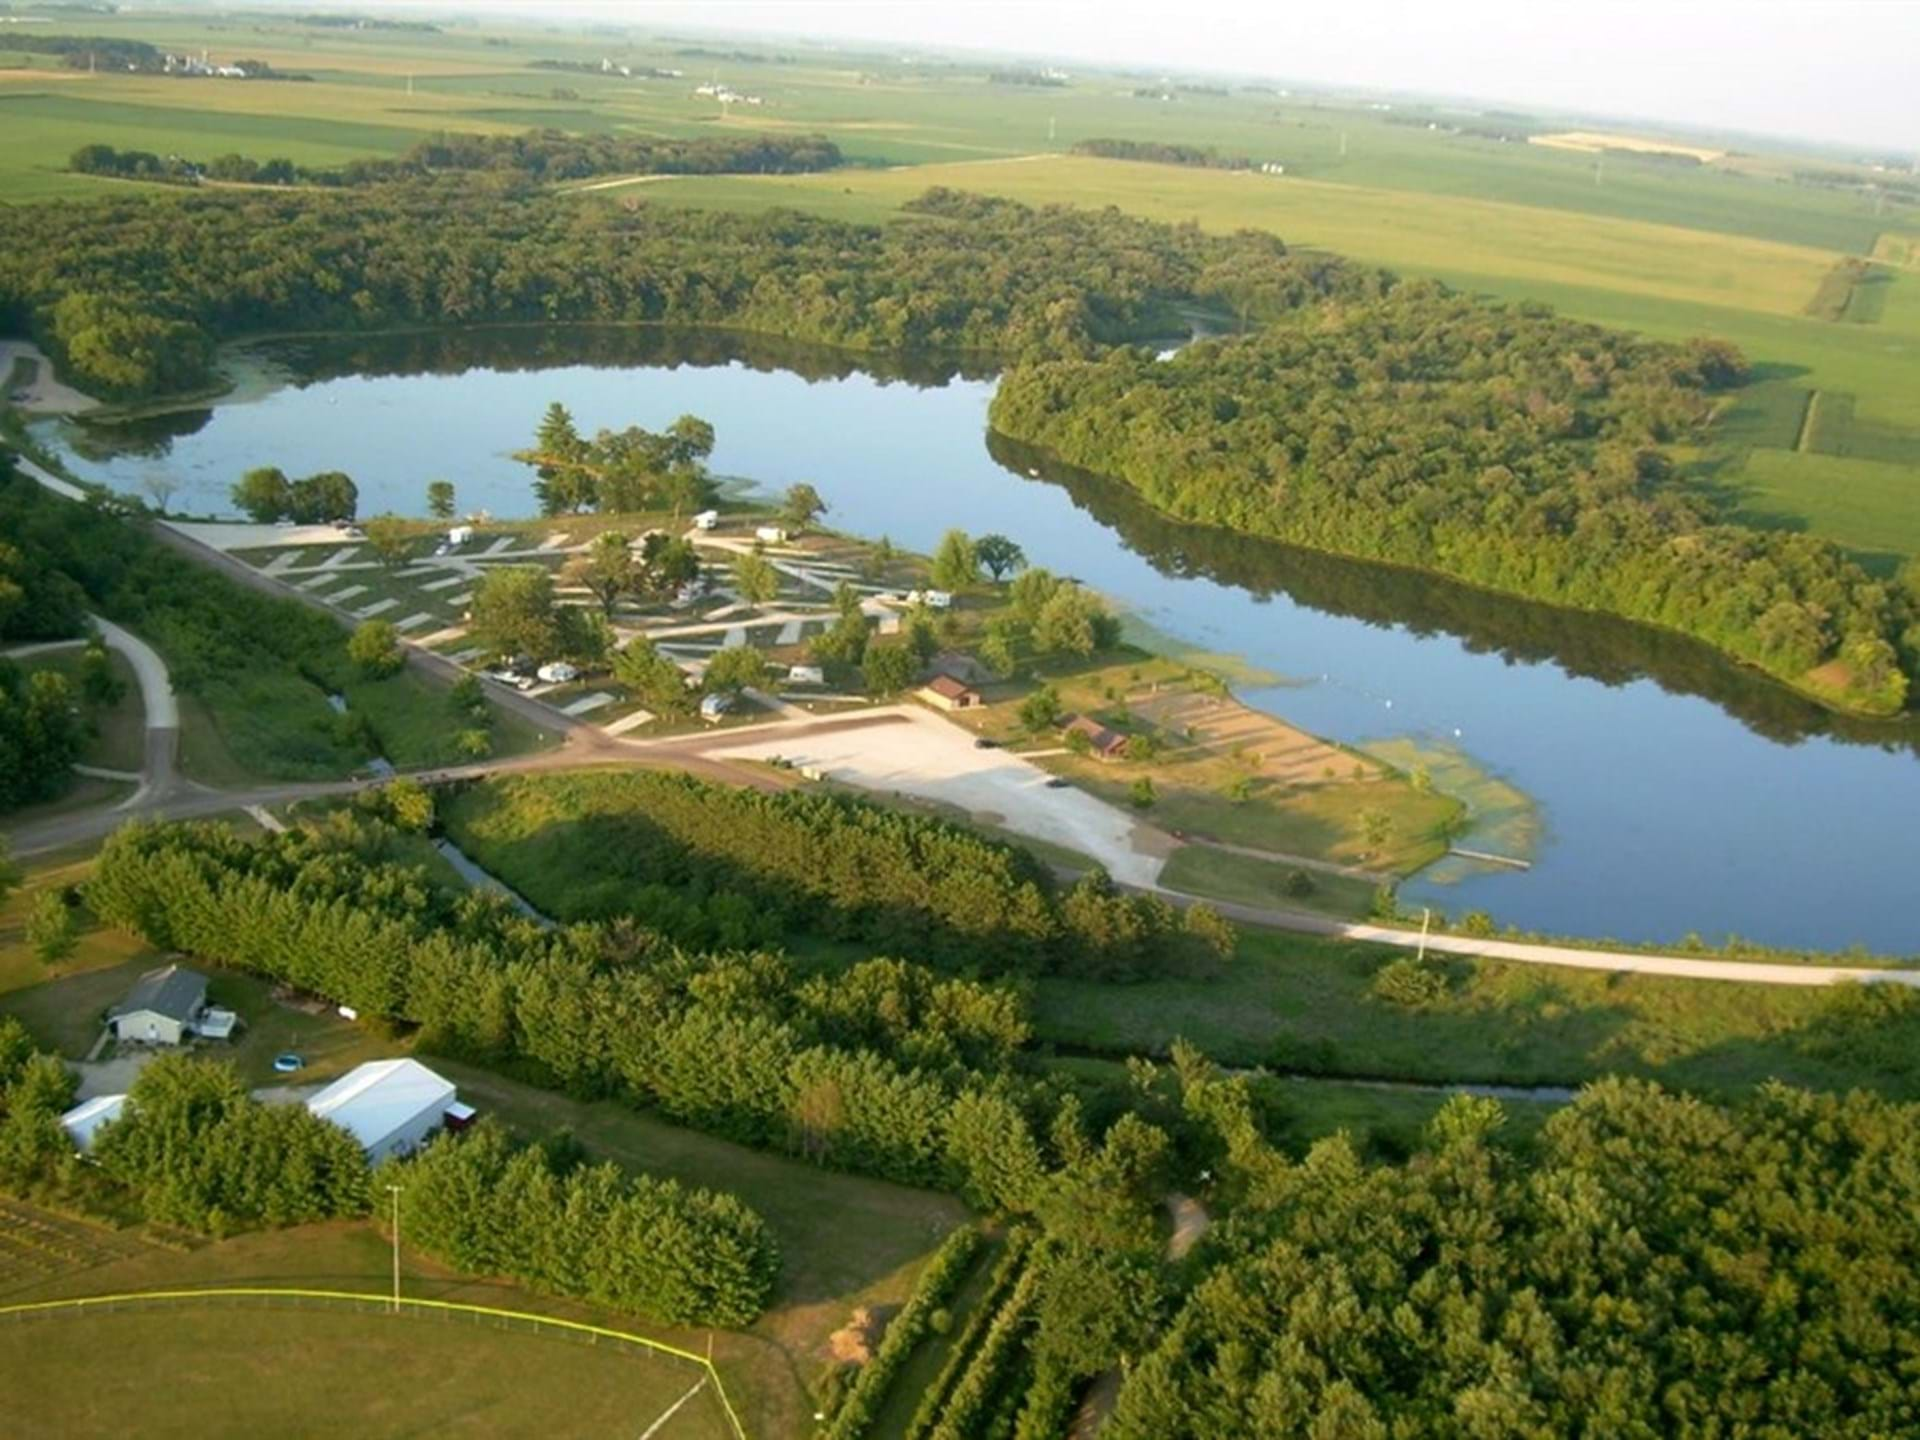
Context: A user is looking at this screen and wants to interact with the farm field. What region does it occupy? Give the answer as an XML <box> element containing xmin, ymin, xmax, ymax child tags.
<box><xmin>649</xmin><ymin>158</ymin><xmax>1920</xmax><ymax>562</ymax></box>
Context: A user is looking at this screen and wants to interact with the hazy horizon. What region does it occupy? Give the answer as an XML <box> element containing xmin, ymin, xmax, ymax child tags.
<box><xmin>352</xmin><ymin>0</ymin><xmax>1920</xmax><ymax>155</ymax></box>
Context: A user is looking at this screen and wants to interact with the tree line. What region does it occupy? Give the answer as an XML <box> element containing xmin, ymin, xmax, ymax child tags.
<box><xmin>0</xmin><ymin>1019</ymin><xmax>775</xmax><ymax>1327</ymax></box>
<box><xmin>440</xmin><ymin>770</ymin><xmax>1233</xmax><ymax>979</ymax></box>
<box><xmin>0</xmin><ymin>181</ymin><xmax>1344</xmax><ymax>398</ymax></box>
<box><xmin>989</xmin><ymin>282</ymin><xmax>1917</xmax><ymax>714</ymax></box>
<box><xmin>1070</xmin><ymin>138</ymin><xmax>1255</xmax><ymax>170</ymax></box>
<box><xmin>81</xmin><ymin>813</ymin><xmax>1181</xmax><ymax>1222</ymax></box>
<box><xmin>70</xmin><ymin>130</ymin><xmax>843</xmax><ymax>191</ymax></box>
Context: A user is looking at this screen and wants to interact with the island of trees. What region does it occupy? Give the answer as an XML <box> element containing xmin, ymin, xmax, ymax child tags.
<box><xmin>1070</xmin><ymin>137</ymin><xmax>1257</xmax><ymax>170</ymax></box>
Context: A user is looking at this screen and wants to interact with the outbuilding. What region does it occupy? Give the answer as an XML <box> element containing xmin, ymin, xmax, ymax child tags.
<box><xmin>693</xmin><ymin>510</ymin><xmax>720</xmax><ymax>530</ymax></box>
<box><xmin>107</xmin><ymin>963</ymin><xmax>211</xmax><ymax>1046</ymax></box>
<box><xmin>447</xmin><ymin>524</ymin><xmax>475</xmax><ymax>546</ymax></box>
<box><xmin>305</xmin><ymin>1058</ymin><xmax>458</xmax><ymax>1164</ymax></box>
<box><xmin>1064</xmin><ymin>715</ymin><xmax>1130</xmax><ymax>760</ymax></box>
<box><xmin>918</xmin><ymin>674</ymin><xmax>983</xmax><ymax>711</ymax></box>
<box><xmin>59</xmin><ymin>1094</ymin><xmax>126</xmax><ymax>1155</ymax></box>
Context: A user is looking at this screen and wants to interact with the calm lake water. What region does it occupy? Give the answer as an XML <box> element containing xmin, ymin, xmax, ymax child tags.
<box><xmin>39</xmin><ymin>328</ymin><xmax>1920</xmax><ymax>953</ymax></box>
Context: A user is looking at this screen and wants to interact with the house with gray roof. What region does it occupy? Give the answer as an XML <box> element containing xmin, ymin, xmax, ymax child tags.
<box><xmin>107</xmin><ymin>963</ymin><xmax>212</xmax><ymax>1046</ymax></box>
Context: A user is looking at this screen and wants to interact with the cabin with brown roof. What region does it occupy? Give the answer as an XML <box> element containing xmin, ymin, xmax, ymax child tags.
<box><xmin>918</xmin><ymin>673</ymin><xmax>983</xmax><ymax>711</ymax></box>
<box><xmin>1064</xmin><ymin>715</ymin><xmax>1129</xmax><ymax>759</ymax></box>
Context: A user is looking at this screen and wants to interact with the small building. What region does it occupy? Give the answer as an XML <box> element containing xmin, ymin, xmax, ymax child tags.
<box><xmin>919</xmin><ymin>674</ymin><xmax>983</xmax><ymax>711</ymax></box>
<box><xmin>305</xmin><ymin>1058</ymin><xmax>458</xmax><ymax>1164</ymax></box>
<box><xmin>1064</xmin><ymin>715</ymin><xmax>1129</xmax><ymax>760</ymax></box>
<box><xmin>700</xmin><ymin>691</ymin><xmax>735</xmax><ymax>722</ymax></box>
<box><xmin>108</xmin><ymin>964</ymin><xmax>211</xmax><ymax>1046</ymax></box>
<box><xmin>787</xmin><ymin>664</ymin><xmax>825</xmax><ymax>686</ymax></box>
<box><xmin>754</xmin><ymin>525</ymin><xmax>788</xmax><ymax>545</ymax></box>
<box><xmin>446</xmin><ymin>524</ymin><xmax>474</xmax><ymax>546</ymax></box>
<box><xmin>905</xmin><ymin>589</ymin><xmax>953</xmax><ymax>610</ymax></box>
<box><xmin>692</xmin><ymin>509</ymin><xmax>720</xmax><ymax>531</ymax></box>
<box><xmin>60</xmin><ymin>1094</ymin><xmax>126</xmax><ymax>1155</ymax></box>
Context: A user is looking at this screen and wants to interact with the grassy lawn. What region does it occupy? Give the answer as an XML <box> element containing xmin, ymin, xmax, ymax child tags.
<box><xmin>0</xmin><ymin>1217</ymin><xmax>737</xmax><ymax>1440</ymax></box>
<box><xmin>423</xmin><ymin>1057</ymin><xmax>967</xmax><ymax>1439</ymax></box>
<box><xmin>950</xmin><ymin>650</ymin><xmax>1462</xmax><ymax>876</ymax></box>
<box><xmin>15</xmin><ymin>647</ymin><xmax>146</xmax><ymax>772</ymax></box>
<box><xmin>1031</xmin><ymin>926</ymin><xmax>1920</xmax><ymax>1100</ymax></box>
<box><xmin>1158</xmin><ymin>844</ymin><xmax>1378</xmax><ymax>919</ymax></box>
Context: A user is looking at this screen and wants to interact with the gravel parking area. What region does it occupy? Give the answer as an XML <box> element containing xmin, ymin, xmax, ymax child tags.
<box><xmin>708</xmin><ymin>706</ymin><xmax>1171</xmax><ymax>886</ymax></box>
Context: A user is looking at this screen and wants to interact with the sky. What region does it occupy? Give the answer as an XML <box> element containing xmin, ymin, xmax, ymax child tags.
<box><xmin>427</xmin><ymin>0</ymin><xmax>1920</xmax><ymax>153</ymax></box>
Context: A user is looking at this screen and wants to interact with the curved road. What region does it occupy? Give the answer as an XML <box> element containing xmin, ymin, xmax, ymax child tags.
<box><xmin>9</xmin><ymin>454</ymin><xmax>1910</xmax><ymax>990</ymax></box>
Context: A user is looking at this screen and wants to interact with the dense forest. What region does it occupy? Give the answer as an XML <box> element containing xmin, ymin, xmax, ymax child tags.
<box><xmin>0</xmin><ymin>182</ymin><xmax>1343</xmax><ymax>397</ymax></box>
<box><xmin>990</xmin><ymin>287</ymin><xmax>1917</xmax><ymax>713</ymax></box>
<box><xmin>70</xmin><ymin>130</ymin><xmax>843</xmax><ymax>189</ymax></box>
<box><xmin>1109</xmin><ymin>1068</ymin><xmax>1920</xmax><ymax>1436</ymax></box>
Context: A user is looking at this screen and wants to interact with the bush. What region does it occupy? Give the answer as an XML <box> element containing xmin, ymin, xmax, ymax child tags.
<box><xmin>347</xmin><ymin>619</ymin><xmax>402</xmax><ymax>678</ymax></box>
<box><xmin>1369</xmin><ymin>956</ymin><xmax>1450</xmax><ymax>1008</ymax></box>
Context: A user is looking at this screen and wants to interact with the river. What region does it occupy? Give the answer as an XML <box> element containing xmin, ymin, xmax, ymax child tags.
<box><xmin>35</xmin><ymin>327</ymin><xmax>1920</xmax><ymax>953</ymax></box>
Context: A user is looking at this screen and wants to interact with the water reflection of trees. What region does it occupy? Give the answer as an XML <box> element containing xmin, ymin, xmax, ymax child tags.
<box><xmin>255</xmin><ymin>324</ymin><xmax>995</xmax><ymax>389</ymax></box>
<box><xmin>985</xmin><ymin>432</ymin><xmax>1920</xmax><ymax>759</ymax></box>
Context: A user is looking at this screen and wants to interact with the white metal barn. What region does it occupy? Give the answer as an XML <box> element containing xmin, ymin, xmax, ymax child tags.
<box><xmin>59</xmin><ymin>1094</ymin><xmax>126</xmax><ymax>1154</ymax></box>
<box><xmin>305</xmin><ymin>1059</ymin><xmax>458</xmax><ymax>1163</ymax></box>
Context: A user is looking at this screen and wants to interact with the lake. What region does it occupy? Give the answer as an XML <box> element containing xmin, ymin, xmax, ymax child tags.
<box><xmin>38</xmin><ymin>327</ymin><xmax>1920</xmax><ymax>953</ymax></box>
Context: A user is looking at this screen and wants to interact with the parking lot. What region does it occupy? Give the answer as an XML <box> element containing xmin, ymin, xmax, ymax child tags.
<box><xmin>707</xmin><ymin>706</ymin><xmax>1172</xmax><ymax>887</ymax></box>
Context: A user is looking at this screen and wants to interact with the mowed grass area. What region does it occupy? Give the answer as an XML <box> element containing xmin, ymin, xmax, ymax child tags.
<box><xmin>0</xmin><ymin>1221</ymin><xmax>737</xmax><ymax>1440</ymax></box>
<box><xmin>1031</xmin><ymin>927</ymin><xmax>1920</xmax><ymax>1100</ymax></box>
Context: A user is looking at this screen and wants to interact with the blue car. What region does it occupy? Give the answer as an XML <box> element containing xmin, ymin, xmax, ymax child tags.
<box><xmin>272</xmin><ymin>1053</ymin><xmax>303</xmax><ymax>1074</ymax></box>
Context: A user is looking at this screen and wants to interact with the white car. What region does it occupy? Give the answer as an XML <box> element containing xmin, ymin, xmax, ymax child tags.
<box><xmin>536</xmin><ymin>662</ymin><xmax>580</xmax><ymax>685</ymax></box>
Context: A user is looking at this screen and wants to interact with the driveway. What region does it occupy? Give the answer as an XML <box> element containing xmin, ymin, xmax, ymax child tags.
<box><xmin>707</xmin><ymin>705</ymin><xmax>1172</xmax><ymax>887</ymax></box>
<box><xmin>69</xmin><ymin>1050</ymin><xmax>160</xmax><ymax>1100</ymax></box>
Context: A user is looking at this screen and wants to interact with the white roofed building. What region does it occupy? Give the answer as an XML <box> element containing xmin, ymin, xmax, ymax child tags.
<box><xmin>305</xmin><ymin>1059</ymin><xmax>457</xmax><ymax>1163</ymax></box>
<box><xmin>60</xmin><ymin>1094</ymin><xmax>126</xmax><ymax>1154</ymax></box>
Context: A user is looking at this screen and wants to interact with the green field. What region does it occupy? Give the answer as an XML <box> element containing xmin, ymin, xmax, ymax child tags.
<box><xmin>0</xmin><ymin>1220</ymin><xmax>739</xmax><ymax>1440</ymax></box>
<box><xmin>4</xmin><ymin>12</ymin><xmax>1916</xmax><ymax>560</ymax></box>
<box><xmin>1031</xmin><ymin>927</ymin><xmax>1920</xmax><ymax>1100</ymax></box>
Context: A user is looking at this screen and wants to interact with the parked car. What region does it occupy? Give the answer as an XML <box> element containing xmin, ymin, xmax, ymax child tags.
<box><xmin>1044</xmin><ymin>777</ymin><xmax>1071</xmax><ymax>789</ymax></box>
<box><xmin>973</xmin><ymin>736</ymin><xmax>1000</xmax><ymax>749</ymax></box>
<box><xmin>536</xmin><ymin>661</ymin><xmax>580</xmax><ymax>684</ymax></box>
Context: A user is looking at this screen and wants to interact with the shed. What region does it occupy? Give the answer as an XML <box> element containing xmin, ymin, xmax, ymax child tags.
<box><xmin>60</xmin><ymin>1094</ymin><xmax>126</xmax><ymax>1155</ymax></box>
<box><xmin>693</xmin><ymin>510</ymin><xmax>720</xmax><ymax>530</ymax></box>
<box><xmin>305</xmin><ymin>1059</ymin><xmax>457</xmax><ymax>1163</ymax></box>
<box><xmin>447</xmin><ymin>524</ymin><xmax>474</xmax><ymax>546</ymax></box>
<box><xmin>108</xmin><ymin>963</ymin><xmax>210</xmax><ymax>1046</ymax></box>
<box><xmin>918</xmin><ymin>674</ymin><xmax>983</xmax><ymax>711</ymax></box>
<box><xmin>754</xmin><ymin>525</ymin><xmax>788</xmax><ymax>544</ymax></box>
<box><xmin>1064</xmin><ymin>715</ymin><xmax>1129</xmax><ymax>760</ymax></box>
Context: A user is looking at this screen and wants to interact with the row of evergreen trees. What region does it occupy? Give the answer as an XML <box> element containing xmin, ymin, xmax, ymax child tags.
<box><xmin>82</xmin><ymin>816</ymin><xmax>1178</xmax><ymax>1222</ymax></box>
<box><xmin>442</xmin><ymin>771</ymin><xmax>1233</xmax><ymax>979</ymax></box>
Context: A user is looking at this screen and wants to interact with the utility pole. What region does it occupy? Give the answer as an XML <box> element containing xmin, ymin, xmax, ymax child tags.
<box><xmin>1417</xmin><ymin>906</ymin><xmax>1432</xmax><ymax>962</ymax></box>
<box><xmin>1048</xmin><ymin>114</ymin><xmax>1056</xmax><ymax>144</ymax></box>
<box><xmin>1595</xmin><ymin>153</ymin><xmax>1604</xmax><ymax>187</ymax></box>
<box><xmin>406</xmin><ymin>72</ymin><xmax>414</xmax><ymax>97</ymax></box>
<box><xmin>1339</xmin><ymin>130</ymin><xmax>1348</xmax><ymax>159</ymax></box>
<box><xmin>387</xmin><ymin>1183</ymin><xmax>402</xmax><ymax>1314</ymax></box>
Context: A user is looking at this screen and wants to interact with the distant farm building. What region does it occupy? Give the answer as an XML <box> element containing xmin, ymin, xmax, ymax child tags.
<box><xmin>59</xmin><ymin>1094</ymin><xmax>126</xmax><ymax>1154</ymax></box>
<box><xmin>107</xmin><ymin>963</ymin><xmax>234</xmax><ymax>1045</ymax></box>
<box><xmin>1064</xmin><ymin>715</ymin><xmax>1129</xmax><ymax>759</ymax></box>
<box><xmin>305</xmin><ymin>1058</ymin><xmax>459</xmax><ymax>1163</ymax></box>
<box><xmin>918</xmin><ymin>674</ymin><xmax>983</xmax><ymax>711</ymax></box>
